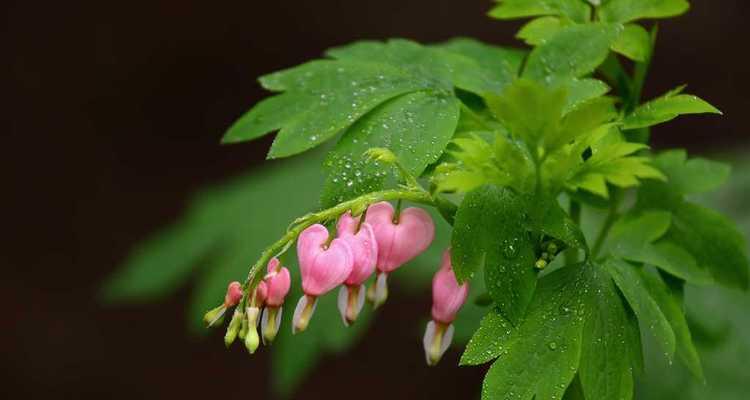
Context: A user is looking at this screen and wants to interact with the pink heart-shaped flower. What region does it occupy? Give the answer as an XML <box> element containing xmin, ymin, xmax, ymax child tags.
<box><xmin>297</xmin><ymin>224</ymin><xmax>354</xmax><ymax>296</ymax></box>
<box><xmin>364</xmin><ymin>201</ymin><xmax>435</xmax><ymax>273</ymax></box>
<box><xmin>336</xmin><ymin>212</ymin><xmax>378</xmax><ymax>286</ymax></box>
<box><xmin>264</xmin><ymin>258</ymin><xmax>291</xmax><ymax>307</ymax></box>
<box><xmin>431</xmin><ymin>249</ymin><xmax>469</xmax><ymax>324</ymax></box>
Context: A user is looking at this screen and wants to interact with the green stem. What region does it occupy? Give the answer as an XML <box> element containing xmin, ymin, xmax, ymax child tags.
<box><xmin>591</xmin><ymin>197</ymin><xmax>621</xmax><ymax>258</ymax></box>
<box><xmin>241</xmin><ymin>188</ymin><xmax>434</xmax><ymax>289</ymax></box>
<box><xmin>566</xmin><ymin>200</ymin><xmax>582</xmax><ymax>265</ymax></box>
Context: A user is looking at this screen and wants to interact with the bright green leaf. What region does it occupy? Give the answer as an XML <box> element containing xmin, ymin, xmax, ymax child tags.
<box><xmin>516</xmin><ymin>16</ymin><xmax>566</xmax><ymax>45</ymax></box>
<box><xmin>622</xmin><ymin>88</ymin><xmax>721</xmax><ymax>130</ymax></box>
<box><xmin>611</xmin><ymin>23</ymin><xmax>651</xmax><ymax>61</ymax></box>
<box><xmin>489</xmin><ymin>0</ymin><xmax>592</xmax><ymax>23</ymax></box>
<box><xmin>452</xmin><ymin>185</ymin><xmax>536</xmax><ymax>324</ymax></box>
<box><xmin>599</xmin><ymin>0</ymin><xmax>690</xmax><ymax>23</ymax></box>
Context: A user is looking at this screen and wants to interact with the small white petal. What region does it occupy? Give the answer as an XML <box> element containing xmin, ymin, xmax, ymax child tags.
<box><xmin>441</xmin><ymin>323</ymin><xmax>454</xmax><ymax>357</ymax></box>
<box><xmin>354</xmin><ymin>284</ymin><xmax>366</xmax><ymax>315</ymax></box>
<box><xmin>337</xmin><ymin>286</ymin><xmax>349</xmax><ymax>326</ymax></box>
<box><xmin>373</xmin><ymin>273</ymin><xmax>389</xmax><ymax>308</ymax></box>
<box><xmin>292</xmin><ymin>295</ymin><xmax>307</xmax><ymax>334</ymax></box>
<box><xmin>423</xmin><ymin>320</ymin><xmax>436</xmax><ymax>365</ymax></box>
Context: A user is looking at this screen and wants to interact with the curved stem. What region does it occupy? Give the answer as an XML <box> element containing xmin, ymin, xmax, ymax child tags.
<box><xmin>241</xmin><ymin>188</ymin><xmax>434</xmax><ymax>289</ymax></box>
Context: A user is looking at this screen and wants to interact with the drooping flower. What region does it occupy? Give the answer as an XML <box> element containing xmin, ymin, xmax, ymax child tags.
<box><xmin>364</xmin><ymin>201</ymin><xmax>435</xmax><ymax>308</ymax></box>
<box><xmin>203</xmin><ymin>281</ymin><xmax>244</xmax><ymax>327</ymax></box>
<box><xmin>335</xmin><ymin>212</ymin><xmax>378</xmax><ymax>326</ymax></box>
<box><xmin>261</xmin><ymin>258</ymin><xmax>291</xmax><ymax>343</ymax></box>
<box><xmin>423</xmin><ymin>249</ymin><xmax>469</xmax><ymax>366</ymax></box>
<box><xmin>242</xmin><ymin>281</ymin><xmax>267</xmax><ymax>353</ymax></box>
<box><xmin>293</xmin><ymin>224</ymin><xmax>354</xmax><ymax>334</ymax></box>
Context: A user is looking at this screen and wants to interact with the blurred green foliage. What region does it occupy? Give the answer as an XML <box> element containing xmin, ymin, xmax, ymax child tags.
<box><xmin>102</xmin><ymin>152</ymin><xmax>749</xmax><ymax>398</ymax></box>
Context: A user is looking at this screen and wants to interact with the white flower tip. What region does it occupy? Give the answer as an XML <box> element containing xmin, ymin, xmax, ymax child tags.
<box><xmin>423</xmin><ymin>321</ymin><xmax>454</xmax><ymax>366</ymax></box>
<box><xmin>262</xmin><ymin>306</ymin><xmax>283</xmax><ymax>344</ymax></box>
<box><xmin>292</xmin><ymin>295</ymin><xmax>317</xmax><ymax>334</ymax></box>
<box><xmin>371</xmin><ymin>273</ymin><xmax>389</xmax><ymax>309</ymax></box>
<box><xmin>338</xmin><ymin>285</ymin><xmax>367</xmax><ymax>326</ymax></box>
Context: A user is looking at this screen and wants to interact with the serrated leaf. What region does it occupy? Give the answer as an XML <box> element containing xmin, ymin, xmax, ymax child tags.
<box><xmin>435</xmin><ymin>37</ymin><xmax>526</xmax><ymax>91</ymax></box>
<box><xmin>611</xmin><ymin>23</ymin><xmax>651</xmax><ymax>61</ymax></box>
<box><xmin>603</xmin><ymin>258</ymin><xmax>677</xmax><ymax>361</ymax></box>
<box><xmin>599</xmin><ymin>0</ymin><xmax>690</xmax><ymax>23</ymax></box>
<box><xmin>640</xmin><ymin>269</ymin><xmax>704</xmax><ymax>380</ymax></box>
<box><xmin>489</xmin><ymin>0</ymin><xmax>592</xmax><ymax>23</ymax></box>
<box><xmin>622</xmin><ymin>88</ymin><xmax>721</xmax><ymax>130</ymax></box>
<box><xmin>460</xmin><ymin>309</ymin><xmax>514</xmax><ymax>365</ymax></box>
<box><xmin>566</xmin><ymin>131</ymin><xmax>665</xmax><ymax>198</ymax></box>
<box><xmin>320</xmin><ymin>91</ymin><xmax>459</xmax><ymax>206</ymax></box>
<box><xmin>451</xmin><ymin>185</ymin><xmax>536</xmax><ymax>323</ymax></box>
<box><xmin>579</xmin><ymin>264</ymin><xmax>635</xmax><ymax>400</ymax></box>
<box><xmin>486</xmin><ymin>78</ymin><xmax>567</xmax><ymax>149</ymax></box>
<box><xmin>481</xmin><ymin>266</ymin><xmax>587</xmax><ymax>400</ymax></box>
<box><xmin>523</xmin><ymin>23</ymin><xmax>623</xmax><ymax>85</ymax></box>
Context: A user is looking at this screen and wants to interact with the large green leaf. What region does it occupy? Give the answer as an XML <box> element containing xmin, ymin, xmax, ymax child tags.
<box><xmin>489</xmin><ymin>0</ymin><xmax>592</xmax><ymax>23</ymax></box>
<box><xmin>640</xmin><ymin>269</ymin><xmax>704</xmax><ymax>380</ymax></box>
<box><xmin>599</xmin><ymin>0</ymin><xmax>690</xmax><ymax>23</ymax></box>
<box><xmin>320</xmin><ymin>91</ymin><xmax>460</xmax><ymax>206</ymax></box>
<box><xmin>611</xmin><ymin>23</ymin><xmax>651</xmax><ymax>61</ymax></box>
<box><xmin>579</xmin><ymin>264</ymin><xmax>635</xmax><ymax>400</ymax></box>
<box><xmin>523</xmin><ymin>23</ymin><xmax>623</xmax><ymax>85</ymax></box>
<box><xmin>603</xmin><ymin>258</ymin><xmax>677</xmax><ymax>360</ymax></box>
<box><xmin>481</xmin><ymin>266</ymin><xmax>587</xmax><ymax>400</ymax></box>
<box><xmin>435</xmin><ymin>37</ymin><xmax>526</xmax><ymax>91</ymax></box>
<box><xmin>451</xmin><ymin>185</ymin><xmax>537</xmax><ymax>324</ymax></box>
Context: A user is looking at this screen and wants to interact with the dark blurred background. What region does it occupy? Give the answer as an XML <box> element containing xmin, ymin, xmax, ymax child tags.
<box><xmin>5</xmin><ymin>0</ymin><xmax>749</xmax><ymax>399</ymax></box>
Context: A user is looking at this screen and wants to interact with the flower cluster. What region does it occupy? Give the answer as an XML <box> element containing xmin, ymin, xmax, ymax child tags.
<box><xmin>206</xmin><ymin>201</ymin><xmax>470</xmax><ymax>365</ymax></box>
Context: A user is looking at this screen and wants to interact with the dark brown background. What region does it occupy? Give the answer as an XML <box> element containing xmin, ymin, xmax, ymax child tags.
<box><xmin>5</xmin><ymin>0</ymin><xmax>748</xmax><ymax>398</ymax></box>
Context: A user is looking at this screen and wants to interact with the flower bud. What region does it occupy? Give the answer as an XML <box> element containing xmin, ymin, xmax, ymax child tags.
<box><xmin>224</xmin><ymin>308</ymin><xmax>244</xmax><ymax>347</ymax></box>
<box><xmin>224</xmin><ymin>281</ymin><xmax>243</xmax><ymax>308</ymax></box>
<box><xmin>203</xmin><ymin>305</ymin><xmax>226</xmax><ymax>327</ymax></box>
<box><xmin>264</xmin><ymin>258</ymin><xmax>291</xmax><ymax>307</ymax></box>
<box><xmin>244</xmin><ymin>306</ymin><xmax>261</xmax><ymax>354</ymax></box>
<box><xmin>424</xmin><ymin>249</ymin><xmax>468</xmax><ymax>366</ymax></box>
<box><xmin>292</xmin><ymin>294</ymin><xmax>318</xmax><ymax>334</ymax></box>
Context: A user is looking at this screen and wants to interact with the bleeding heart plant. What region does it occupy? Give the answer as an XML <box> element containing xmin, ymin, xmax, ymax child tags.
<box><xmin>107</xmin><ymin>1</ymin><xmax>749</xmax><ymax>399</ymax></box>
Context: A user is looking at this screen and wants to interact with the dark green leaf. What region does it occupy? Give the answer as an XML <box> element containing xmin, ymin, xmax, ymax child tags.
<box><xmin>599</xmin><ymin>0</ymin><xmax>690</xmax><ymax>23</ymax></box>
<box><xmin>536</xmin><ymin>198</ymin><xmax>589</xmax><ymax>254</ymax></box>
<box><xmin>320</xmin><ymin>91</ymin><xmax>459</xmax><ymax>206</ymax></box>
<box><xmin>523</xmin><ymin>23</ymin><xmax>623</xmax><ymax>85</ymax></box>
<box><xmin>603</xmin><ymin>258</ymin><xmax>677</xmax><ymax>360</ymax></box>
<box><xmin>451</xmin><ymin>185</ymin><xmax>536</xmax><ymax>324</ymax></box>
<box><xmin>481</xmin><ymin>266</ymin><xmax>587</xmax><ymax>400</ymax></box>
<box><xmin>579</xmin><ymin>264</ymin><xmax>635</xmax><ymax>400</ymax></box>
<box><xmin>516</xmin><ymin>16</ymin><xmax>566</xmax><ymax>45</ymax></box>
<box><xmin>640</xmin><ymin>269</ymin><xmax>704</xmax><ymax>380</ymax></box>
<box><xmin>460</xmin><ymin>309</ymin><xmax>514</xmax><ymax>365</ymax></box>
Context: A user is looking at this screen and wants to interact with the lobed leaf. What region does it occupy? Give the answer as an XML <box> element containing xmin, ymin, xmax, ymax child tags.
<box><xmin>622</xmin><ymin>87</ymin><xmax>721</xmax><ymax>130</ymax></box>
<box><xmin>451</xmin><ymin>185</ymin><xmax>537</xmax><ymax>324</ymax></box>
<box><xmin>599</xmin><ymin>0</ymin><xmax>690</xmax><ymax>23</ymax></box>
<box><xmin>489</xmin><ymin>0</ymin><xmax>592</xmax><ymax>23</ymax></box>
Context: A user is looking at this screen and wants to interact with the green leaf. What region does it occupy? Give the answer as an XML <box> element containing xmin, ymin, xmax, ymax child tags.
<box><xmin>648</xmin><ymin>149</ymin><xmax>731</xmax><ymax>195</ymax></box>
<box><xmin>229</xmin><ymin>60</ymin><xmax>422</xmax><ymax>157</ymax></box>
<box><xmin>545</xmin><ymin>96</ymin><xmax>618</xmax><ymax>153</ymax></box>
<box><xmin>640</xmin><ymin>269</ymin><xmax>704</xmax><ymax>380</ymax></box>
<box><xmin>486</xmin><ymin>79</ymin><xmax>567</xmax><ymax>150</ymax></box>
<box><xmin>536</xmin><ymin>198</ymin><xmax>589</xmax><ymax>254</ymax></box>
<box><xmin>523</xmin><ymin>23</ymin><xmax>623</xmax><ymax>85</ymax></box>
<box><xmin>622</xmin><ymin>87</ymin><xmax>722</xmax><ymax>130</ymax></box>
<box><xmin>611</xmin><ymin>23</ymin><xmax>651</xmax><ymax>61</ymax></box>
<box><xmin>599</xmin><ymin>0</ymin><xmax>690</xmax><ymax>23</ymax></box>
<box><xmin>452</xmin><ymin>185</ymin><xmax>537</xmax><ymax>324</ymax></box>
<box><xmin>516</xmin><ymin>16</ymin><xmax>567</xmax><ymax>45</ymax></box>
<box><xmin>579</xmin><ymin>264</ymin><xmax>635</xmax><ymax>400</ymax></box>
<box><xmin>460</xmin><ymin>309</ymin><xmax>514</xmax><ymax>366</ymax></box>
<box><xmin>566</xmin><ymin>130</ymin><xmax>666</xmax><ymax>198</ymax></box>
<box><xmin>320</xmin><ymin>91</ymin><xmax>459</xmax><ymax>206</ymax></box>
<box><xmin>603</xmin><ymin>258</ymin><xmax>677</xmax><ymax>361</ymax></box>
<box><xmin>608</xmin><ymin>210</ymin><xmax>713</xmax><ymax>284</ymax></box>
<box><xmin>435</xmin><ymin>37</ymin><xmax>526</xmax><ymax>91</ymax></box>
<box><xmin>489</xmin><ymin>0</ymin><xmax>592</xmax><ymax>23</ymax></box>
<box><xmin>637</xmin><ymin>151</ymin><xmax>749</xmax><ymax>289</ymax></box>
<box><xmin>565</xmin><ymin>78</ymin><xmax>611</xmax><ymax>112</ymax></box>
<box><xmin>481</xmin><ymin>266</ymin><xmax>587</xmax><ymax>400</ymax></box>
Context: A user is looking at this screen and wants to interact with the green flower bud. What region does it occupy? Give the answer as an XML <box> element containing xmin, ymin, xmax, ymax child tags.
<box><xmin>224</xmin><ymin>309</ymin><xmax>244</xmax><ymax>347</ymax></box>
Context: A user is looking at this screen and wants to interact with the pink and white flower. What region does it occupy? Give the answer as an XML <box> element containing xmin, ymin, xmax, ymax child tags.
<box><xmin>261</xmin><ymin>257</ymin><xmax>291</xmax><ymax>343</ymax></box>
<box><xmin>335</xmin><ymin>212</ymin><xmax>378</xmax><ymax>326</ymax></box>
